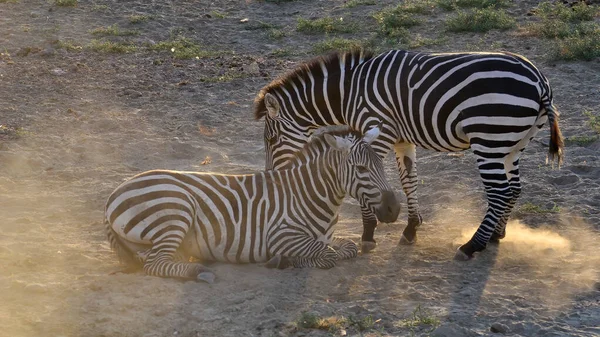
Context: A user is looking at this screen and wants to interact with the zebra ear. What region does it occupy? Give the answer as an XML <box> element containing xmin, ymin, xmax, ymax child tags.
<box><xmin>363</xmin><ymin>126</ymin><xmax>380</xmax><ymax>144</ymax></box>
<box><xmin>324</xmin><ymin>134</ymin><xmax>352</xmax><ymax>152</ymax></box>
<box><xmin>264</xmin><ymin>93</ymin><xmax>280</xmax><ymax>118</ymax></box>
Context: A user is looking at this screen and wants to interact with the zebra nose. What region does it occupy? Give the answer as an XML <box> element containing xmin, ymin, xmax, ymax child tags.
<box><xmin>376</xmin><ymin>191</ymin><xmax>400</xmax><ymax>223</ymax></box>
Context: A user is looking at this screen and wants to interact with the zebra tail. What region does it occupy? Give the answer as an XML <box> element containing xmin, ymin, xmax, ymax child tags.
<box><xmin>545</xmin><ymin>103</ymin><xmax>564</xmax><ymax>168</ymax></box>
<box><xmin>105</xmin><ymin>218</ymin><xmax>138</xmax><ymax>267</ymax></box>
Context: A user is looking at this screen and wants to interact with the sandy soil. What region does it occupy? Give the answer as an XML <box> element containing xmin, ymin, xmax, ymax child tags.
<box><xmin>1</xmin><ymin>1</ymin><xmax>599</xmax><ymax>336</ymax></box>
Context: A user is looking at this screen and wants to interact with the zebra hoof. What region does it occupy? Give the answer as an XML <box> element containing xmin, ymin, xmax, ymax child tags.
<box><xmin>197</xmin><ymin>272</ymin><xmax>216</xmax><ymax>284</ymax></box>
<box><xmin>361</xmin><ymin>241</ymin><xmax>377</xmax><ymax>254</ymax></box>
<box><xmin>266</xmin><ymin>255</ymin><xmax>289</xmax><ymax>269</ymax></box>
<box><xmin>489</xmin><ymin>232</ymin><xmax>506</xmax><ymax>244</ymax></box>
<box><xmin>399</xmin><ymin>234</ymin><xmax>416</xmax><ymax>245</ymax></box>
<box><xmin>265</xmin><ymin>255</ymin><xmax>281</xmax><ymax>269</ymax></box>
<box><xmin>453</xmin><ymin>249</ymin><xmax>472</xmax><ymax>261</ymax></box>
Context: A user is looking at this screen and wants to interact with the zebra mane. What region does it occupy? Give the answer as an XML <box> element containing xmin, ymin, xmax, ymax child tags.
<box><xmin>280</xmin><ymin>128</ymin><xmax>363</xmax><ymax>170</ymax></box>
<box><xmin>253</xmin><ymin>49</ymin><xmax>375</xmax><ymax>120</ymax></box>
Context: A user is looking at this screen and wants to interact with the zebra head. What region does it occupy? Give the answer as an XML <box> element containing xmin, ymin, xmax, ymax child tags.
<box><xmin>323</xmin><ymin>127</ymin><xmax>400</xmax><ymax>224</ymax></box>
<box><xmin>262</xmin><ymin>93</ymin><xmax>313</xmax><ymax>170</ymax></box>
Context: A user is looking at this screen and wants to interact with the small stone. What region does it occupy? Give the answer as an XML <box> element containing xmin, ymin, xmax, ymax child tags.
<box><xmin>16</xmin><ymin>47</ymin><xmax>32</xmax><ymax>57</ymax></box>
<box><xmin>431</xmin><ymin>323</ymin><xmax>464</xmax><ymax>337</ymax></box>
<box><xmin>120</xmin><ymin>89</ymin><xmax>142</xmax><ymax>98</ymax></box>
<box><xmin>51</xmin><ymin>68</ymin><xmax>67</xmax><ymax>76</ymax></box>
<box><xmin>244</xmin><ymin>62</ymin><xmax>260</xmax><ymax>76</ymax></box>
<box><xmin>490</xmin><ymin>322</ymin><xmax>509</xmax><ymax>334</ymax></box>
<box><xmin>262</xmin><ymin>304</ymin><xmax>276</xmax><ymax>313</ymax></box>
<box><xmin>39</xmin><ymin>48</ymin><xmax>55</xmax><ymax>57</ymax></box>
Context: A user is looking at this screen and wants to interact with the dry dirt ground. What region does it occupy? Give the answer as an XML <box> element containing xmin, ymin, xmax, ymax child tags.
<box><xmin>1</xmin><ymin>1</ymin><xmax>600</xmax><ymax>336</ymax></box>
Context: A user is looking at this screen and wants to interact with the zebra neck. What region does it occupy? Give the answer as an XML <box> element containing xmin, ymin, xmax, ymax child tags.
<box><xmin>293</xmin><ymin>151</ymin><xmax>346</xmax><ymax>208</ymax></box>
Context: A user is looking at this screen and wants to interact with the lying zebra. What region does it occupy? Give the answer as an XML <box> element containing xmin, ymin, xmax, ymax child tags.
<box><xmin>104</xmin><ymin>127</ymin><xmax>400</xmax><ymax>282</ymax></box>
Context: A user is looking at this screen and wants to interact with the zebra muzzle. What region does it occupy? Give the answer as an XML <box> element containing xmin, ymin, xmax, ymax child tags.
<box><xmin>375</xmin><ymin>191</ymin><xmax>400</xmax><ymax>223</ymax></box>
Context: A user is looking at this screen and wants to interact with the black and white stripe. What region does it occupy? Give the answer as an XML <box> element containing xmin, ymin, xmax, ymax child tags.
<box><xmin>254</xmin><ymin>49</ymin><xmax>564</xmax><ymax>259</ymax></box>
<box><xmin>105</xmin><ymin>128</ymin><xmax>400</xmax><ymax>281</ymax></box>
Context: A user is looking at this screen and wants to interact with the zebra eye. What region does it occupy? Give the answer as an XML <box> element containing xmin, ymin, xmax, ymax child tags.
<box><xmin>356</xmin><ymin>165</ymin><xmax>369</xmax><ymax>174</ymax></box>
<box><xmin>268</xmin><ymin>136</ymin><xmax>278</xmax><ymax>145</ymax></box>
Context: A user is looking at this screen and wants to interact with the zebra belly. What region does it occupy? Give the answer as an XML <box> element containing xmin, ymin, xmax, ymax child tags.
<box><xmin>183</xmin><ymin>219</ymin><xmax>269</xmax><ymax>264</ymax></box>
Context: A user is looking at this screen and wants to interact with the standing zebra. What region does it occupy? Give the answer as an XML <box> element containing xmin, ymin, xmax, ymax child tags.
<box><xmin>105</xmin><ymin>128</ymin><xmax>400</xmax><ymax>282</ymax></box>
<box><xmin>254</xmin><ymin>49</ymin><xmax>564</xmax><ymax>260</ymax></box>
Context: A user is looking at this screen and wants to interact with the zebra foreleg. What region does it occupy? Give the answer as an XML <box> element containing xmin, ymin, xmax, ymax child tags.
<box><xmin>456</xmin><ymin>155</ymin><xmax>512</xmax><ymax>260</ymax></box>
<box><xmin>266</xmin><ymin>249</ymin><xmax>338</xmax><ymax>269</ymax></box>
<box><xmin>360</xmin><ymin>206</ymin><xmax>378</xmax><ymax>253</ymax></box>
<box><xmin>331</xmin><ymin>237</ymin><xmax>358</xmax><ymax>259</ymax></box>
<box><xmin>395</xmin><ymin>143</ymin><xmax>423</xmax><ymax>245</ymax></box>
<box><xmin>266</xmin><ymin>237</ymin><xmax>339</xmax><ymax>269</ymax></box>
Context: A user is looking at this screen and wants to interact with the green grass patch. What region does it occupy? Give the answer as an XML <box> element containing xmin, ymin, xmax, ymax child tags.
<box><xmin>294</xmin><ymin>312</ymin><xmax>378</xmax><ymax>334</ymax></box>
<box><xmin>554</xmin><ymin>33</ymin><xmax>600</xmax><ymax>60</ymax></box>
<box><xmin>312</xmin><ymin>37</ymin><xmax>373</xmax><ymax>54</ymax></box>
<box><xmin>407</xmin><ymin>34</ymin><xmax>447</xmax><ymax>48</ymax></box>
<box><xmin>56</xmin><ymin>39</ymin><xmax>83</xmax><ymax>51</ymax></box>
<box><xmin>396</xmin><ymin>0</ymin><xmax>437</xmax><ymax>14</ymax></box>
<box><xmin>436</xmin><ymin>0</ymin><xmax>510</xmax><ymax>10</ymax></box>
<box><xmin>91</xmin><ymin>24</ymin><xmax>138</xmax><ymax>36</ymax></box>
<box><xmin>344</xmin><ymin>0</ymin><xmax>376</xmax><ymax>8</ymax></box>
<box><xmin>209</xmin><ymin>10</ymin><xmax>226</xmax><ymax>18</ymax></box>
<box><xmin>91</xmin><ymin>4</ymin><xmax>109</xmax><ymax>11</ymax></box>
<box><xmin>518</xmin><ymin>202</ymin><xmax>560</xmax><ymax>214</ymax></box>
<box><xmin>268</xmin><ymin>29</ymin><xmax>287</xmax><ymax>39</ymax></box>
<box><xmin>525</xmin><ymin>2</ymin><xmax>599</xmax><ymax>39</ymax></box>
<box><xmin>534</xmin><ymin>1</ymin><xmax>598</xmax><ymax>22</ymax></box>
<box><xmin>400</xmin><ymin>306</ymin><xmax>440</xmax><ymax>329</ymax></box>
<box><xmin>244</xmin><ymin>20</ymin><xmax>275</xmax><ymax>30</ymax></box>
<box><xmin>446</xmin><ymin>8</ymin><xmax>515</xmax><ymax>32</ymax></box>
<box><xmin>374</xmin><ymin>6</ymin><xmax>424</xmax><ymax>38</ymax></box>
<box><xmin>374</xmin><ymin>1</ymin><xmax>437</xmax><ymax>40</ymax></box>
<box><xmin>347</xmin><ymin>315</ymin><xmax>375</xmax><ymax>332</ymax></box>
<box><xmin>583</xmin><ymin>110</ymin><xmax>600</xmax><ymax>133</ymax></box>
<box><xmin>565</xmin><ymin>134</ymin><xmax>599</xmax><ymax>146</ymax></box>
<box><xmin>129</xmin><ymin>14</ymin><xmax>151</xmax><ymax>23</ymax></box>
<box><xmin>149</xmin><ymin>36</ymin><xmax>217</xmax><ymax>59</ymax></box>
<box><xmin>55</xmin><ymin>0</ymin><xmax>77</xmax><ymax>6</ymax></box>
<box><xmin>0</xmin><ymin>0</ymin><xmax>20</xmax><ymax>3</ymax></box>
<box><xmin>296</xmin><ymin>17</ymin><xmax>357</xmax><ymax>34</ymax></box>
<box><xmin>88</xmin><ymin>40</ymin><xmax>137</xmax><ymax>53</ymax></box>
<box><xmin>295</xmin><ymin>312</ymin><xmax>347</xmax><ymax>332</ymax></box>
<box><xmin>0</xmin><ymin>125</ymin><xmax>29</xmax><ymax>140</ymax></box>
<box><xmin>523</xmin><ymin>2</ymin><xmax>600</xmax><ymax>60</ymax></box>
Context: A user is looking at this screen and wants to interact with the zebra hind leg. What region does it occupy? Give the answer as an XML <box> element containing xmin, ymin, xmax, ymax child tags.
<box><xmin>331</xmin><ymin>237</ymin><xmax>358</xmax><ymax>259</ymax></box>
<box><xmin>143</xmin><ymin>239</ymin><xmax>215</xmax><ymax>283</ymax></box>
<box><xmin>490</xmin><ymin>158</ymin><xmax>521</xmax><ymax>244</ymax></box>
<box><xmin>455</xmin><ymin>153</ymin><xmax>512</xmax><ymax>260</ymax></box>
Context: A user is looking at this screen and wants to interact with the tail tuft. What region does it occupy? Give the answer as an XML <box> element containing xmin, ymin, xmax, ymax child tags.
<box><xmin>546</xmin><ymin>107</ymin><xmax>564</xmax><ymax>168</ymax></box>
